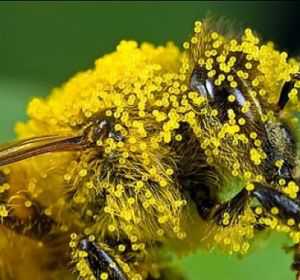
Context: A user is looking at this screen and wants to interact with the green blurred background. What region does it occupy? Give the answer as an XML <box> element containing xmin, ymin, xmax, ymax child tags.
<box><xmin>1</xmin><ymin>2</ymin><xmax>300</xmax><ymax>279</ymax></box>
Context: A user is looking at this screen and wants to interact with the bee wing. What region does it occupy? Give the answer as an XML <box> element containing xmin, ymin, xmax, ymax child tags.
<box><xmin>0</xmin><ymin>135</ymin><xmax>87</xmax><ymax>167</ymax></box>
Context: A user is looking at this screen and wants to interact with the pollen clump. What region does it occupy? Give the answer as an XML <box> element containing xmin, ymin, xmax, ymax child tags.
<box><xmin>12</xmin><ymin>39</ymin><xmax>193</xmax><ymax>278</ymax></box>
<box><xmin>1</xmin><ymin>19</ymin><xmax>300</xmax><ymax>280</ymax></box>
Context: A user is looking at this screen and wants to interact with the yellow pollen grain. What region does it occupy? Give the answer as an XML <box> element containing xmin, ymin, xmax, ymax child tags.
<box><xmin>118</xmin><ymin>244</ymin><xmax>126</xmax><ymax>252</ymax></box>
<box><xmin>255</xmin><ymin>207</ymin><xmax>263</xmax><ymax>215</ymax></box>
<box><xmin>79</xmin><ymin>169</ymin><xmax>88</xmax><ymax>177</ymax></box>
<box><xmin>238</xmin><ymin>118</ymin><xmax>246</xmax><ymax>125</ymax></box>
<box><xmin>246</xmin><ymin>183</ymin><xmax>255</xmax><ymax>191</ymax></box>
<box><xmin>100</xmin><ymin>272</ymin><xmax>108</xmax><ymax>280</ymax></box>
<box><xmin>275</xmin><ymin>160</ymin><xmax>284</xmax><ymax>168</ymax></box>
<box><xmin>271</xmin><ymin>207</ymin><xmax>279</xmax><ymax>215</ymax></box>
<box><xmin>250</xmin><ymin>132</ymin><xmax>257</xmax><ymax>139</ymax></box>
<box><xmin>24</xmin><ymin>200</ymin><xmax>32</xmax><ymax>208</ymax></box>
<box><xmin>166</xmin><ymin>168</ymin><xmax>174</xmax><ymax>175</ymax></box>
<box><xmin>183</xmin><ymin>41</ymin><xmax>190</xmax><ymax>49</ymax></box>
<box><xmin>288</xmin><ymin>218</ymin><xmax>295</xmax><ymax>226</ymax></box>
<box><xmin>279</xmin><ymin>179</ymin><xmax>286</xmax><ymax>186</ymax></box>
<box><xmin>228</xmin><ymin>94</ymin><xmax>236</xmax><ymax>102</ymax></box>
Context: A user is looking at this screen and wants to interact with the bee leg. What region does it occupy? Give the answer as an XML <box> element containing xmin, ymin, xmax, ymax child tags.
<box><xmin>213</xmin><ymin>183</ymin><xmax>300</xmax><ymax>226</ymax></box>
<box><xmin>2</xmin><ymin>201</ymin><xmax>55</xmax><ymax>240</ymax></box>
<box><xmin>0</xmin><ymin>170</ymin><xmax>55</xmax><ymax>240</ymax></box>
<box><xmin>251</xmin><ymin>183</ymin><xmax>300</xmax><ymax>223</ymax></box>
<box><xmin>251</xmin><ymin>184</ymin><xmax>300</xmax><ymax>279</ymax></box>
<box><xmin>212</xmin><ymin>188</ymin><xmax>249</xmax><ymax>225</ymax></box>
<box><xmin>79</xmin><ymin>239</ymin><xmax>127</xmax><ymax>280</ymax></box>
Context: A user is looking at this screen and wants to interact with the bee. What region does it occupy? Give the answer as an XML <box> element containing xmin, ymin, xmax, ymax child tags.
<box><xmin>0</xmin><ymin>19</ymin><xmax>300</xmax><ymax>280</ymax></box>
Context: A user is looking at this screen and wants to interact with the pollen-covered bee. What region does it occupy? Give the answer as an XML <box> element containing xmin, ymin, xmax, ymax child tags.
<box><xmin>1</xmin><ymin>19</ymin><xmax>300</xmax><ymax>280</ymax></box>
